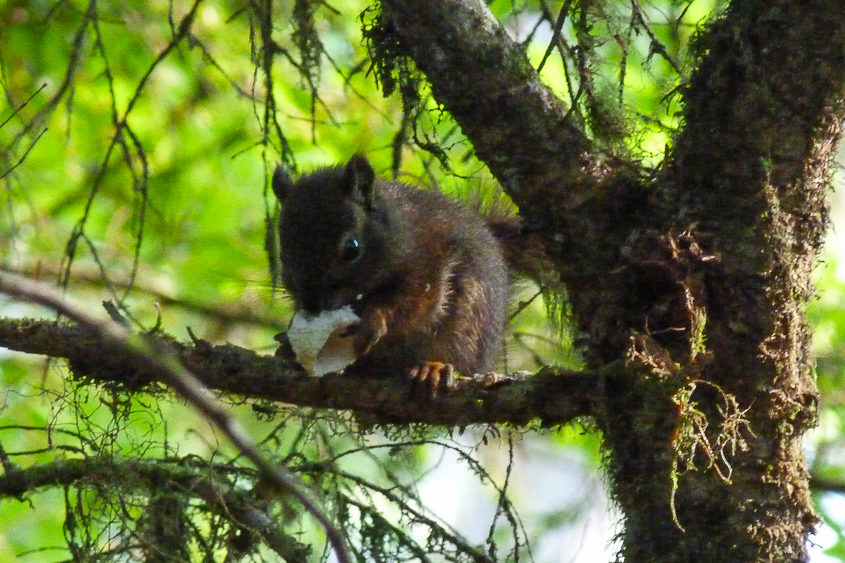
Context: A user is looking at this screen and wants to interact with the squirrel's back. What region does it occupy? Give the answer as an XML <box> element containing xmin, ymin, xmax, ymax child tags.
<box><xmin>377</xmin><ymin>179</ymin><xmax>508</xmax><ymax>373</ymax></box>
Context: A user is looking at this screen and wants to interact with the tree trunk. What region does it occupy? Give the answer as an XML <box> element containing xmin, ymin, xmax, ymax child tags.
<box><xmin>377</xmin><ymin>0</ymin><xmax>845</xmax><ymax>559</ymax></box>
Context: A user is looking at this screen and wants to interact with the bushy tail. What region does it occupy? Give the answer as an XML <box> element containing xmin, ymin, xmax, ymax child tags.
<box><xmin>485</xmin><ymin>212</ymin><xmax>559</xmax><ymax>288</ymax></box>
<box><xmin>463</xmin><ymin>186</ymin><xmax>568</xmax><ymax>329</ymax></box>
<box><xmin>462</xmin><ymin>185</ymin><xmax>561</xmax><ymax>290</ymax></box>
<box><xmin>486</xmin><ymin>211</ymin><xmax>571</xmax><ymax>334</ymax></box>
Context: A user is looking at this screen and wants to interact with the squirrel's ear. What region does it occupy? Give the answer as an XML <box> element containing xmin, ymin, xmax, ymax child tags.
<box><xmin>344</xmin><ymin>154</ymin><xmax>375</xmax><ymax>206</ymax></box>
<box><xmin>271</xmin><ymin>165</ymin><xmax>294</xmax><ymax>201</ymax></box>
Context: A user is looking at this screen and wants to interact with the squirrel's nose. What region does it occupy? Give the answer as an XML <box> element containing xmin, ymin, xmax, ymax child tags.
<box><xmin>301</xmin><ymin>295</ymin><xmax>321</xmax><ymax>315</ymax></box>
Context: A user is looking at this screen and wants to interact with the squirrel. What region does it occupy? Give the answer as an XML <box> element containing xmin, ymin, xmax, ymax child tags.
<box><xmin>271</xmin><ymin>154</ymin><xmax>512</xmax><ymax>395</ymax></box>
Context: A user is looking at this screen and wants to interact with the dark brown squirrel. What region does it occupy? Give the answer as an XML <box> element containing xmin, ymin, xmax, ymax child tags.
<box><xmin>272</xmin><ymin>154</ymin><xmax>516</xmax><ymax>393</ymax></box>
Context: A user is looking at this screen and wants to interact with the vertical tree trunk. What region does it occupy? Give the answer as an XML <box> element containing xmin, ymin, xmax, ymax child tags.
<box><xmin>605</xmin><ymin>3</ymin><xmax>844</xmax><ymax>559</ymax></box>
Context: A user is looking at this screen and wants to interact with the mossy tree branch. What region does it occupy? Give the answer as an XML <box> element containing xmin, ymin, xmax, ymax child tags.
<box><xmin>0</xmin><ymin>317</ymin><xmax>599</xmax><ymax>427</ymax></box>
<box><xmin>2</xmin><ymin>1</ymin><xmax>844</xmax><ymax>560</ymax></box>
<box><xmin>374</xmin><ymin>0</ymin><xmax>623</xmax><ymax>257</ymax></box>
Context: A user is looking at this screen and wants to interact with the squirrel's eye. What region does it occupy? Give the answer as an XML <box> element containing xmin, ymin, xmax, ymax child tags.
<box><xmin>339</xmin><ymin>236</ymin><xmax>362</xmax><ymax>262</ymax></box>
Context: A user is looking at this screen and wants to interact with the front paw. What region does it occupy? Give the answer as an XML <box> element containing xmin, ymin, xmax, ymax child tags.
<box><xmin>407</xmin><ymin>361</ymin><xmax>455</xmax><ymax>399</ymax></box>
<box><xmin>352</xmin><ymin>310</ymin><xmax>388</xmax><ymax>356</ymax></box>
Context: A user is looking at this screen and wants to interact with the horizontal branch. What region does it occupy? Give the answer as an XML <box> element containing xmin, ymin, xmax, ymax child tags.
<box><xmin>0</xmin><ymin>318</ymin><xmax>598</xmax><ymax>426</ymax></box>
<box><xmin>811</xmin><ymin>476</ymin><xmax>845</xmax><ymax>496</ymax></box>
<box><xmin>0</xmin><ymin>455</ymin><xmax>234</xmax><ymax>498</ymax></box>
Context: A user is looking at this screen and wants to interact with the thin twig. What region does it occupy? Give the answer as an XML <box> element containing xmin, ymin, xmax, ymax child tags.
<box><xmin>0</xmin><ymin>83</ymin><xmax>47</xmax><ymax>130</ymax></box>
<box><xmin>537</xmin><ymin>0</ymin><xmax>573</xmax><ymax>73</ymax></box>
<box><xmin>630</xmin><ymin>0</ymin><xmax>681</xmax><ymax>74</ymax></box>
<box><xmin>61</xmin><ymin>0</ymin><xmax>203</xmax><ymax>289</ymax></box>
<box><xmin>0</xmin><ymin>127</ymin><xmax>47</xmax><ymax>181</ymax></box>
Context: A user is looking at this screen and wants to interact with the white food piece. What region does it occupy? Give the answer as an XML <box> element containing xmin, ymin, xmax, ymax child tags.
<box><xmin>287</xmin><ymin>307</ymin><xmax>361</xmax><ymax>377</ymax></box>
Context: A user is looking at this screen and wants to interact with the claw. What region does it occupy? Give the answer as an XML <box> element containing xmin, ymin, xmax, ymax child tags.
<box><xmin>408</xmin><ymin>361</ymin><xmax>454</xmax><ymax>399</ymax></box>
<box><xmin>353</xmin><ymin>310</ymin><xmax>388</xmax><ymax>357</ymax></box>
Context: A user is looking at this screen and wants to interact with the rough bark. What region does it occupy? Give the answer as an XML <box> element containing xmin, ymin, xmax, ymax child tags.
<box><xmin>377</xmin><ymin>0</ymin><xmax>845</xmax><ymax>560</ymax></box>
<box><xmin>646</xmin><ymin>3</ymin><xmax>845</xmax><ymax>559</ymax></box>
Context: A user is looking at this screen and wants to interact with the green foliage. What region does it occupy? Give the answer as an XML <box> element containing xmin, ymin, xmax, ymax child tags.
<box><xmin>808</xmin><ymin>257</ymin><xmax>845</xmax><ymax>559</ymax></box>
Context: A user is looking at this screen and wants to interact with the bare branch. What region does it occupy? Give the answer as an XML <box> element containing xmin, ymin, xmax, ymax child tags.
<box><xmin>0</xmin><ymin>126</ymin><xmax>47</xmax><ymax>181</ymax></box>
<box><xmin>0</xmin><ymin>83</ymin><xmax>47</xmax><ymax>130</ymax></box>
<box><xmin>630</xmin><ymin>0</ymin><xmax>680</xmax><ymax>74</ymax></box>
<box><xmin>536</xmin><ymin>0</ymin><xmax>574</xmax><ymax>74</ymax></box>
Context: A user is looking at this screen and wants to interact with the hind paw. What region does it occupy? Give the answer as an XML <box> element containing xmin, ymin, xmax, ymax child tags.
<box><xmin>407</xmin><ymin>361</ymin><xmax>455</xmax><ymax>399</ymax></box>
